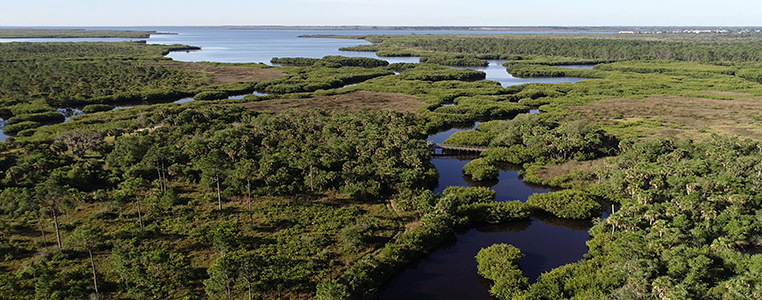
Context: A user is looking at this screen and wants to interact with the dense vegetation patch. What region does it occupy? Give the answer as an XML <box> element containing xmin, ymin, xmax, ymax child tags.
<box><xmin>0</xmin><ymin>41</ymin><xmax>197</xmax><ymax>61</ymax></box>
<box><xmin>526</xmin><ymin>189</ymin><xmax>601</xmax><ymax>219</ymax></box>
<box><xmin>475</xmin><ymin>244</ymin><xmax>528</xmax><ymax>299</ymax></box>
<box><xmin>347</xmin><ymin>34</ymin><xmax>762</xmax><ymax>62</ymax></box>
<box><xmin>0</xmin><ymin>105</ymin><xmax>437</xmax><ymax>299</ymax></box>
<box><xmin>7</xmin><ymin>30</ymin><xmax>762</xmax><ymax>300</ymax></box>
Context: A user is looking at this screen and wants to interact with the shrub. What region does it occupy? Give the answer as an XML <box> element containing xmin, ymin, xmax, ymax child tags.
<box><xmin>6</xmin><ymin>111</ymin><xmax>64</xmax><ymax>124</ymax></box>
<box><xmin>339</xmin><ymin>224</ymin><xmax>370</xmax><ymax>253</ymax></box>
<box><xmin>458</xmin><ymin>201</ymin><xmax>530</xmax><ymax>224</ymax></box>
<box><xmin>442</xmin><ymin>186</ymin><xmax>495</xmax><ymax>205</ymax></box>
<box><xmin>194</xmin><ymin>90</ymin><xmax>228</xmax><ymax>100</ymax></box>
<box><xmin>319</xmin><ymin>56</ymin><xmax>389</xmax><ymax>68</ymax></box>
<box><xmin>3</xmin><ymin>121</ymin><xmax>41</xmax><ymax>135</ymax></box>
<box><xmin>82</xmin><ymin>104</ymin><xmax>113</xmax><ymax>113</ymax></box>
<box><xmin>463</xmin><ymin>158</ymin><xmax>499</xmax><ymax>181</ymax></box>
<box><xmin>526</xmin><ymin>189</ymin><xmax>601</xmax><ymax>219</ymax></box>
<box><xmin>444</xmin><ymin>131</ymin><xmax>494</xmax><ymax>146</ymax></box>
<box><xmin>475</xmin><ymin>244</ymin><xmax>529</xmax><ymax>300</ymax></box>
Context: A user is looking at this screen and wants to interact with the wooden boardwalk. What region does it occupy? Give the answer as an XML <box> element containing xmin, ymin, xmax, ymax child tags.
<box><xmin>428</xmin><ymin>142</ymin><xmax>490</xmax><ymax>153</ymax></box>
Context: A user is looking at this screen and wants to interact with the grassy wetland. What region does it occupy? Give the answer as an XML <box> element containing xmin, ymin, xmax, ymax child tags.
<box><xmin>3</xmin><ymin>28</ymin><xmax>762</xmax><ymax>300</ymax></box>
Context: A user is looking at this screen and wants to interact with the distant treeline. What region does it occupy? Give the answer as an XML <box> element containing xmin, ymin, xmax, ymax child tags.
<box><xmin>344</xmin><ymin>35</ymin><xmax>762</xmax><ymax>62</ymax></box>
<box><xmin>0</xmin><ymin>41</ymin><xmax>199</xmax><ymax>61</ymax></box>
<box><xmin>271</xmin><ymin>55</ymin><xmax>389</xmax><ymax>68</ymax></box>
<box><xmin>0</xmin><ymin>29</ymin><xmax>162</xmax><ymax>39</ymax></box>
<box><xmin>0</xmin><ymin>42</ymin><xmax>208</xmax><ymax>136</ymax></box>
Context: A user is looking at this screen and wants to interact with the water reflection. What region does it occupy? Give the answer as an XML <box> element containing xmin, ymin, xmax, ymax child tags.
<box><xmin>227</xmin><ymin>91</ymin><xmax>269</xmax><ymax>100</ymax></box>
<box><xmin>427</xmin><ymin>122</ymin><xmax>479</xmax><ymax>144</ymax></box>
<box><xmin>0</xmin><ymin>118</ymin><xmax>7</xmax><ymax>142</ymax></box>
<box><xmin>173</xmin><ymin>97</ymin><xmax>195</xmax><ymax>104</ymax></box>
<box><xmin>555</xmin><ymin>65</ymin><xmax>595</xmax><ymax>69</ymax></box>
<box><xmin>452</xmin><ymin>60</ymin><xmax>589</xmax><ymax>87</ymax></box>
<box><xmin>380</xmin><ymin>220</ymin><xmax>590</xmax><ymax>300</ymax></box>
<box><xmin>430</xmin><ymin>156</ymin><xmax>552</xmax><ymax>200</ymax></box>
<box><xmin>385</xmin><ymin>108</ymin><xmax>598</xmax><ymax>298</ymax></box>
<box><xmin>56</xmin><ymin>108</ymin><xmax>84</xmax><ymax>122</ymax></box>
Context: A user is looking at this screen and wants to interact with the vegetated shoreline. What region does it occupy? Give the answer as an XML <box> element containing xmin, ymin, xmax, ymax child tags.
<box><xmin>0</xmin><ymin>29</ymin><xmax>175</xmax><ymax>39</ymax></box>
<box><xmin>223</xmin><ymin>25</ymin><xmax>762</xmax><ymax>32</ymax></box>
<box><xmin>5</xmin><ymin>29</ymin><xmax>762</xmax><ymax>300</ymax></box>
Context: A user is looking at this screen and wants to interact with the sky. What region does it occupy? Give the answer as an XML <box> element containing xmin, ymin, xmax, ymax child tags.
<box><xmin>1</xmin><ymin>0</ymin><xmax>761</xmax><ymax>27</ymax></box>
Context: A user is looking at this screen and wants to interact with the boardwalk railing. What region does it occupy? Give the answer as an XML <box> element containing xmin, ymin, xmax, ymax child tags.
<box><xmin>428</xmin><ymin>142</ymin><xmax>490</xmax><ymax>153</ymax></box>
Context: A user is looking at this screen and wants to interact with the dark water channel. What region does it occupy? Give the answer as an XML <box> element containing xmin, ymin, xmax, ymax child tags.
<box><xmin>381</xmin><ymin>121</ymin><xmax>595</xmax><ymax>300</ymax></box>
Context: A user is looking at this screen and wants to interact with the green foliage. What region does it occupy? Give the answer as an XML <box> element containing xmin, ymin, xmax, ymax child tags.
<box><xmin>504</xmin><ymin>62</ymin><xmax>606</xmax><ymax>78</ymax></box>
<box><xmin>0</xmin><ymin>103</ymin><xmax>437</xmax><ymax>300</ymax></box>
<box><xmin>485</xmin><ymin>115</ymin><xmax>618</xmax><ymax>164</ymax></box>
<box><xmin>271</xmin><ymin>57</ymin><xmax>321</xmax><ymax>66</ymax></box>
<box><xmin>0</xmin><ymin>41</ymin><xmax>198</xmax><ymax>61</ymax></box>
<box><xmin>517</xmin><ymin>136</ymin><xmax>762</xmax><ymax>299</ymax></box>
<box><xmin>194</xmin><ymin>90</ymin><xmax>229</xmax><ymax>100</ymax></box>
<box><xmin>81</xmin><ymin>104</ymin><xmax>113</xmax><ymax>114</ymax></box>
<box><xmin>357</xmin><ymin>34</ymin><xmax>762</xmax><ymax>62</ymax></box>
<box><xmin>399</xmin><ymin>64</ymin><xmax>485</xmax><ymax>82</ymax></box>
<box><xmin>595</xmin><ymin>60</ymin><xmax>736</xmax><ymax>75</ymax></box>
<box><xmin>475</xmin><ymin>244</ymin><xmax>528</xmax><ymax>300</ymax></box>
<box><xmin>338</xmin><ymin>45</ymin><xmax>380</xmax><ymax>52</ymax></box>
<box><xmin>109</xmin><ymin>241</ymin><xmax>194</xmax><ymax>299</ymax></box>
<box><xmin>318</xmin><ymin>56</ymin><xmax>389</xmax><ymax>68</ymax></box>
<box><xmin>255</xmin><ymin>66</ymin><xmax>393</xmax><ymax>94</ymax></box>
<box><xmin>320</xmin><ymin>206</ymin><xmax>455</xmax><ymax>300</ymax></box>
<box><xmin>443</xmin><ymin>130</ymin><xmax>494</xmax><ymax>146</ymax></box>
<box><xmin>0</xmin><ymin>59</ymin><xmax>206</xmax><ymax>107</ymax></box>
<box><xmin>434</xmin><ymin>95</ymin><xmax>529</xmax><ymax>119</ymax></box>
<box><xmin>457</xmin><ymin>201</ymin><xmax>530</xmax><ymax>224</ymax></box>
<box><xmin>526</xmin><ymin>189</ymin><xmax>602</xmax><ymax>219</ymax></box>
<box><xmin>9</xmin><ymin>31</ymin><xmax>762</xmax><ymax>300</ymax></box>
<box><xmin>271</xmin><ymin>56</ymin><xmax>388</xmax><ymax>68</ymax></box>
<box><xmin>314</xmin><ymin>279</ymin><xmax>349</xmax><ymax>300</ymax></box>
<box><xmin>4</xmin><ymin>121</ymin><xmax>42</xmax><ymax>135</ymax></box>
<box><xmin>339</xmin><ymin>224</ymin><xmax>371</xmax><ymax>253</ymax></box>
<box><xmin>462</xmin><ymin>158</ymin><xmax>499</xmax><ymax>181</ymax></box>
<box><xmin>420</xmin><ymin>54</ymin><xmax>488</xmax><ymax>67</ymax></box>
<box><xmin>442</xmin><ymin>186</ymin><xmax>495</xmax><ymax>205</ymax></box>
<box><xmin>0</xmin><ymin>29</ymin><xmax>157</xmax><ymax>39</ymax></box>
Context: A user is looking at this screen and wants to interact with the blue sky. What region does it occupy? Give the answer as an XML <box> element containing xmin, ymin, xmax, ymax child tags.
<box><xmin>2</xmin><ymin>0</ymin><xmax>761</xmax><ymax>27</ymax></box>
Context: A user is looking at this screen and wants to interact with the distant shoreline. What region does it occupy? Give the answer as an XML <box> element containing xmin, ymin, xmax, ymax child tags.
<box><xmin>224</xmin><ymin>25</ymin><xmax>615</xmax><ymax>32</ymax></box>
<box><xmin>0</xmin><ymin>29</ymin><xmax>176</xmax><ymax>39</ymax></box>
<box><xmin>222</xmin><ymin>25</ymin><xmax>762</xmax><ymax>32</ymax></box>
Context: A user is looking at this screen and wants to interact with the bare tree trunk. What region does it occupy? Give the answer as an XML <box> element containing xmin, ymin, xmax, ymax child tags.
<box><xmin>309</xmin><ymin>164</ymin><xmax>314</xmax><ymax>192</ymax></box>
<box><xmin>157</xmin><ymin>164</ymin><xmax>164</xmax><ymax>193</ymax></box>
<box><xmin>137</xmin><ymin>199</ymin><xmax>144</xmax><ymax>231</ymax></box>
<box><xmin>216</xmin><ymin>176</ymin><xmax>222</xmax><ymax>211</ymax></box>
<box><xmin>247</xmin><ymin>179</ymin><xmax>253</xmax><ymax>225</ymax></box>
<box><xmin>52</xmin><ymin>207</ymin><xmax>62</xmax><ymax>250</ymax></box>
<box><xmin>247</xmin><ymin>279</ymin><xmax>252</xmax><ymax>300</ymax></box>
<box><xmin>161</xmin><ymin>160</ymin><xmax>166</xmax><ymax>193</ymax></box>
<box><xmin>88</xmin><ymin>248</ymin><xmax>99</xmax><ymax>298</ymax></box>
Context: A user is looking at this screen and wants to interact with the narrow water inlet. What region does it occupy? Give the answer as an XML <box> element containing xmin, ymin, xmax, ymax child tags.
<box><xmin>381</xmin><ymin>116</ymin><xmax>595</xmax><ymax>299</ymax></box>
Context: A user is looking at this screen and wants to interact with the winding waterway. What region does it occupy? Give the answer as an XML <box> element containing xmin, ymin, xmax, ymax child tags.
<box><xmin>380</xmin><ymin>117</ymin><xmax>597</xmax><ymax>299</ymax></box>
<box><xmin>0</xmin><ymin>28</ymin><xmax>594</xmax><ymax>140</ymax></box>
<box><xmin>1</xmin><ymin>30</ymin><xmax>602</xmax><ymax>298</ymax></box>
